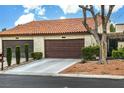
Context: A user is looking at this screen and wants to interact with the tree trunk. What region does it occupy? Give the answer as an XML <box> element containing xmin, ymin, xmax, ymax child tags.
<box><xmin>99</xmin><ymin>33</ymin><xmax>107</xmax><ymax>64</ymax></box>
<box><xmin>79</xmin><ymin>5</ymin><xmax>114</xmax><ymax>64</ymax></box>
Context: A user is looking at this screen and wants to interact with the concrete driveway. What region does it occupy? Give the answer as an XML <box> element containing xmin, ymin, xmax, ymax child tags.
<box><xmin>3</xmin><ymin>58</ymin><xmax>79</xmax><ymax>75</ymax></box>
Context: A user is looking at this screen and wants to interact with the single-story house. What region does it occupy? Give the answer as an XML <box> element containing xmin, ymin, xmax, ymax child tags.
<box><xmin>0</xmin><ymin>16</ymin><xmax>117</xmax><ymax>58</ymax></box>
<box><xmin>106</xmin><ymin>24</ymin><xmax>124</xmax><ymax>56</ymax></box>
<box><xmin>115</xmin><ymin>24</ymin><xmax>124</xmax><ymax>48</ymax></box>
<box><xmin>116</xmin><ymin>23</ymin><xmax>124</xmax><ymax>33</ymax></box>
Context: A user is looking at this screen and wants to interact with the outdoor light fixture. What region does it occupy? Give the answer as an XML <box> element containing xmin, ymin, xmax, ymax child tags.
<box><xmin>62</xmin><ymin>36</ymin><xmax>66</xmax><ymax>38</ymax></box>
<box><xmin>16</xmin><ymin>37</ymin><xmax>19</xmax><ymax>39</ymax></box>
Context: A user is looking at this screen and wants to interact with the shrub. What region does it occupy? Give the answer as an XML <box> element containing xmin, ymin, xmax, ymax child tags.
<box><xmin>15</xmin><ymin>46</ymin><xmax>20</xmax><ymax>64</ymax></box>
<box><xmin>81</xmin><ymin>45</ymin><xmax>99</xmax><ymax>60</ymax></box>
<box><xmin>80</xmin><ymin>59</ymin><xmax>87</xmax><ymax>64</ymax></box>
<box><xmin>119</xmin><ymin>47</ymin><xmax>124</xmax><ymax>52</ymax></box>
<box><xmin>31</xmin><ymin>52</ymin><xmax>43</xmax><ymax>60</ymax></box>
<box><xmin>6</xmin><ymin>48</ymin><xmax>12</xmax><ymax>66</ymax></box>
<box><xmin>112</xmin><ymin>49</ymin><xmax>124</xmax><ymax>59</ymax></box>
<box><xmin>24</xmin><ymin>44</ymin><xmax>29</xmax><ymax>61</ymax></box>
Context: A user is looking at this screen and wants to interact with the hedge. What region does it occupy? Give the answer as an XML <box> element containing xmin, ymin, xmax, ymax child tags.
<box><xmin>24</xmin><ymin>44</ymin><xmax>29</xmax><ymax>61</ymax></box>
<box><xmin>15</xmin><ymin>46</ymin><xmax>21</xmax><ymax>64</ymax></box>
<box><xmin>81</xmin><ymin>45</ymin><xmax>99</xmax><ymax>60</ymax></box>
<box><xmin>31</xmin><ymin>52</ymin><xmax>43</xmax><ymax>60</ymax></box>
<box><xmin>6</xmin><ymin>48</ymin><xmax>12</xmax><ymax>66</ymax></box>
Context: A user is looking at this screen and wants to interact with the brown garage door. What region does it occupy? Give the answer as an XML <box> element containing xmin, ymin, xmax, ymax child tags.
<box><xmin>2</xmin><ymin>40</ymin><xmax>33</xmax><ymax>57</ymax></box>
<box><xmin>45</xmin><ymin>39</ymin><xmax>84</xmax><ymax>58</ymax></box>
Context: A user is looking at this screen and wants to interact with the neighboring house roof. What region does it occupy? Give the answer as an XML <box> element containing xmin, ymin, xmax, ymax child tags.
<box><xmin>0</xmin><ymin>16</ymin><xmax>102</xmax><ymax>36</ymax></box>
<box><xmin>108</xmin><ymin>32</ymin><xmax>124</xmax><ymax>39</ymax></box>
<box><xmin>116</xmin><ymin>23</ymin><xmax>124</xmax><ymax>25</ymax></box>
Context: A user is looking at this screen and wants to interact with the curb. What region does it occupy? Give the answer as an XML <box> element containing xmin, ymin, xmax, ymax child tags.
<box><xmin>55</xmin><ymin>74</ymin><xmax>124</xmax><ymax>79</ymax></box>
<box><xmin>1</xmin><ymin>73</ymin><xmax>124</xmax><ymax>80</ymax></box>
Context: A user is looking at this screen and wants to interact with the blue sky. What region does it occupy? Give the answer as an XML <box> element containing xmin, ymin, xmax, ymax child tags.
<box><xmin>0</xmin><ymin>5</ymin><xmax>124</xmax><ymax>31</ymax></box>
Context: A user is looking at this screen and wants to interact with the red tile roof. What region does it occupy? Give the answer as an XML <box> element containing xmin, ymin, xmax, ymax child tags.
<box><xmin>0</xmin><ymin>16</ymin><xmax>102</xmax><ymax>36</ymax></box>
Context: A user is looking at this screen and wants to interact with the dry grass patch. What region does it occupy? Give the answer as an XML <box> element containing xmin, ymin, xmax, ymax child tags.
<box><xmin>60</xmin><ymin>60</ymin><xmax>124</xmax><ymax>76</ymax></box>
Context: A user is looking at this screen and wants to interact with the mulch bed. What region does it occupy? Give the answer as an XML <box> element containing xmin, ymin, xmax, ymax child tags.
<box><xmin>60</xmin><ymin>59</ymin><xmax>124</xmax><ymax>76</ymax></box>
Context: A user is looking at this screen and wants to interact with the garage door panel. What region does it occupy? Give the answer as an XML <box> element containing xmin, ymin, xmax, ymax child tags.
<box><xmin>47</xmin><ymin>47</ymin><xmax>81</xmax><ymax>50</ymax></box>
<box><xmin>54</xmin><ymin>44</ymin><xmax>82</xmax><ymax>47</ymax></box>
<box><xmin>2</xmin><ymin>40</ymin><xmax>33</xmax><ymax>57</ymax></box>
<box><xmin>45</xmin><ymin>39</ymin><xmax>84</xmax><ymax>58</ymax></box>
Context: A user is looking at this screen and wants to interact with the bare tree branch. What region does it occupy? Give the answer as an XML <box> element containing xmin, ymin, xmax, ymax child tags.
<box><xmin>81</xmin><ymin>6</ymin><xmax>91</xmax><ymax>31</ymax></box>
<box><xmin>89</xmin><ymin>5</ymin><xmax>99</xmax><ymax>34</ymax></box>
<box><xmin>101</xmin><ymin>5</ymin><xmax>106</xmax><ymax>33</ymax></box>
<box><xmin>105</xmin><ymin>5</ymin><xmax>115</xmax><ymax>25</ymax></box>
<box><xmin>80</xmin><ymin>5</ymin><xmax>98</xmax><ymax>32</ymax></box>
<box><xmin>79</xmin><ymin>5</ymin><xmax>100</xmax><ymax>44</ymax></box>
<box><xmin>79</xmin><ymin>5</ymin><xmax>90</xmax><ymax>11</ymax></box>
<box><xmin>101</xmin><ymin>5</ymin><xmax>115</xmax><ymax>33</ymax></box>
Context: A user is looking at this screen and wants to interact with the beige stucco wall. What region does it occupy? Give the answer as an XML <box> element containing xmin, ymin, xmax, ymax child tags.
<box><xmin>98</xmin><ymin>22</ymin><xmax>110</xmax><ymax>33</ymax></box>
<box><xmin>118</xmin><ymin>41</ymin><xmax>124</xmax><ymax>48</ymax></box>
<box><xmin>0</xmin><ymin>34</ymin><xmax>97</xmax><ymax>58</ymax></box>
<box><xmin>116</xmin><ymin>24</ymin><xmax>124</xmax><ymax>33</ymax></box>
<box><xmin>0</xmin><ymin>38</ymin><xmax>2</xmax><ymax>53</ymax></box>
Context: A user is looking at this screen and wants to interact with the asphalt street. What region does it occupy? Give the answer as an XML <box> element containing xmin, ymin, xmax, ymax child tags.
<box><xmin>0</xmin><ymin>74</ymin><xmax>124</xmax><ymax>88</ymax></box>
